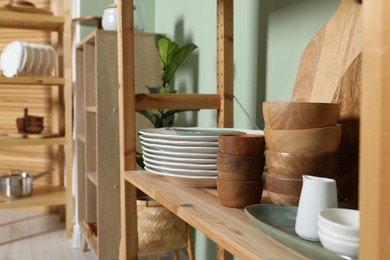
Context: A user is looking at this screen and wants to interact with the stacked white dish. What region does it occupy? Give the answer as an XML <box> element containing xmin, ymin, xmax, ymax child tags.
<box><xmin>0</xmin><ymin>41</ymin><xmax>57</xmax><ymax>78</ymax></box>
<box><xmin>318</xmin><ymin>208</ymin><xmax>360</xmax><ymax>258</ymax></box>
<box><xmin>139</xmin><ymin>127</ymin><xmax>263</xmax><ymax>187</ymax></box>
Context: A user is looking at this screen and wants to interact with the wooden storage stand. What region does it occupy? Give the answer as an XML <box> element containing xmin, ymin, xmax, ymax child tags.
<box><xmin>0</xmin><ymin>4</ymin><xmax>73</xmax><ymax>236</ymax></box>
<box><xmin>118</xmin><ymin>0</ymin><xmax>390</xmax><ymax>259</ymax></box>
<box><xmin>117</xmin><ymin>0</ymin><xmax>232</xmax><ymax>258</ymax></box>
<box><xmin>75</xmin><ymin>30</ymin><xmax>161</xmax><ymax>259</ymax></box>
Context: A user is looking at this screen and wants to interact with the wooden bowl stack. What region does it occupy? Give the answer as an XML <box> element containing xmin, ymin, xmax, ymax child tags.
<box><xmin>217</xmin><ymin>134</ymin><xmax>265</xmax><ymax>208</ymax></box>
<box><xmin>263</xmin><ymin>102</ymin><xmax>341</xmax><ymax>206</ymax></box>
<box><xmin>16</xmin><ymin>108</ymin><xmax>44</xmax><ymax>134</ymax></box>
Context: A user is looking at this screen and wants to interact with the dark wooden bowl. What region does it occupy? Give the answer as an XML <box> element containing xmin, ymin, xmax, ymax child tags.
<box><xmin>218</xmin><ymin>134</ymin><xmax>265</xmax><ymax>156</ymax></box>
<box><xmin>217</xmin><ymin>152</ymin><xmax>265</xmax><ymax>181</ymax></box>
<box><xmin>263</xmin><ymin>102</ymin><xmax>340</xmax><ymax>130</ymax></box>
<box><xmin>264</xmin><ymin>173</ymin><xmax>303</xmax><ymax>197</ymax></box>
<box><xmin>217</xmin><ymin>178</ymin><xmax>263</xmax><ymax>208</ymax></box>
<box><xmin>265</xmin><ymin>150</ymin><xmax>338</xmax><ymax>179</ymax></box>
<box><xmin>16</xmin><ymin>117</ymin><xmax>26</xmax><ymax>133</ymax></box>
<box><xmin>267</xmin><ymin>190</ymin><xmax>300</xmax><ymax>206</ymax></box>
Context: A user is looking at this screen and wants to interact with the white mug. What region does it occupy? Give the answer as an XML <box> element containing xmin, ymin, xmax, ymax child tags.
<box><xmin>295</xmin><ymin>175</ymin><xmax>338</xmax><ymax>241</ymax></box>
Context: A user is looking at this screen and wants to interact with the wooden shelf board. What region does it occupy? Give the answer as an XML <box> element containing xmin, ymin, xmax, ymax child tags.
<box><xmin>87</xmin><ymin>172</ymin><xmax>98</xmax><ymax>187</ymax></box>
<box><xmin>135</xmin><ymin>93</ymin><xmax>221</xmax><ymax>110</ymax></box>
<box><xmin>0</xmin><ymin>136</ymin><xmax>66</xmax><ymax>146</ymax></box>
<box><xmin>0</xmin><ymin>186</ymin><xmax>66</xmax><ymax>209</ymax></box>
<box><xmin>0</xmin><ymin>76</ymin><xmax>65</xmax><ymax>85</ymax></box>
<box><xmin>79</xmin><ymin>220</ymin><xmax>97</xmax><ymax>257</ymax></box>
<box><xmin>124</xmin><ymin>170</ymin><xmax>306</xmax><ymax>260</ymax></box>
<box><xmin>86</xmin><ymin>106</ymin><xmax>97</xmax><ymax>113</ymax></box>
<box><xmin>0</xmin><ymin>11</ymin><xmax>64</xmax><ymax>31</ymax></box>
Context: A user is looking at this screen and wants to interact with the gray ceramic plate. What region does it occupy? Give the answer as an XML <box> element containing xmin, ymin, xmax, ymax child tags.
<box><xmin>245</xmin><ymin>205</ymin><xmax>355</xmax><ymax>260</ymax></box>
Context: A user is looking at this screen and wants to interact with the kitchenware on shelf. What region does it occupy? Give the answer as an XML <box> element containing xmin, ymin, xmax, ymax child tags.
<box><xmin>318</xmin><ymin>229</ymin><xmax>358</xmax><ymax>258</ymax></box>
<box><xmin>264</xmin><ymin>173</ymin><xmax>302</xmax><ymax>197</ymax></box>
<box><xmin>295</xmin><ymin>175</ymin><xmax>338</xmax><ymax>242</ymax></box>
<box><xmin>1</xmin><ymin>41</ymin><xmax>56</xmax><ymax>77</ymax></box>
<box><xmin>16</xmin><ymin>108</ymin><xmax>44</xmax><ymax>134</ymax></box>
<box><xmin>265</xmin><ymin>150</ymin><xmax>338</xmax><ymax>179</ymax></box>
<box><xmin>218</xmin><ymin>134</ymin><xmax>265</xmax><ymax>156</ymax></box>
<box><xmin>217</xmin><ymin>152</ymin><xmax>264</xmax><ymax>181</ymax></box>
<box><xmin>0</xmin><ymin>41</ymin><xmax>26</xmax><ymax>77</ymax></box>
<box><xmin>318</xmin><ymin>208</ymin><xmax>360</xmax><ymax>239</ymax></box>
<box><xmin>267</xmin><ymin>191</ymin><xmax>300</xmax><ymax>206</ymax></box>
<box><xmin>217</xmin><ymin>178</ymin><xmax>263</xmax><ymax>208</ymax></box>
<box><xmin>0</xmin><ymin>169</ymin><xmax>50</xmax><ymax>199</ymax></box>
<box><xmin>102</xmin><ymin>4</ymin><xmax>117</xmax><ymax>31</ymax></box>
<box><xmin>262</xmin><ymin>102</ymin><xmax>340</xmax><ymax>130</ymax></box>
<box><xmin>139</xmin><ymin>127</ymin><xmax>263</xmax><ymax>187</ymax></box>
<box><xmin>264</xmin><ymin>124</ymin><xmax>341</xmax><ymax>153</ymax></box>
<box><xmin>245</xmin><ymin>204</ymin><xmax>345</xmax><ymax>259</ymax></box>
<box><xmin>2</xmin><ymin>0</ymin><xmax>53</xmax><ymax>14</ymax></box>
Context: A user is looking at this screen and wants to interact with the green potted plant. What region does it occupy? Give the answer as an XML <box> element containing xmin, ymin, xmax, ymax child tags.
<box><xmin>136</xmin><ymin>35</ymin><xmax>198</xmax><ymax>167</ymax></box>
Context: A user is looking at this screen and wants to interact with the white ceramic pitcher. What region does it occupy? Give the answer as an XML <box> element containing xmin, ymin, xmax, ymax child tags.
<box><xmin>295</xmin><ymin>175</ymin><xmax>338</xmax><ymax>241</ymax></box>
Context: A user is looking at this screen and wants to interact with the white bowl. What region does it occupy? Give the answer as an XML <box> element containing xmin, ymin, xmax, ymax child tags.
<box><xmin>102</xmin><ymin>4</ymin><xmax>117</xmax><ymax>31</ymax></box>
<box><xmin>318</xmin><ymin>229</ymin><xmax>359</xmax><ymax>258</ymax></box>
<box><xmin>319</xmin><ymin>208</ymin><xmax>360</xmax><ymax>239</ymax></box>
<box><xmin>0</xmin><ymin>41</ymin><xmax>26</xmax><ymax>77</ymax></box>
<box><xmin>318</xmin><ymin>221</ymin><xmax>359</xmax><ymax>243</ymax></box>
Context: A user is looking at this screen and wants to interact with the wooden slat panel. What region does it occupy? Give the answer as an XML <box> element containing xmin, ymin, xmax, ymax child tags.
<box><xmin>0</xmin><ymin>0</ymin><xmax>54</xmax><ymax>189</ymax></box>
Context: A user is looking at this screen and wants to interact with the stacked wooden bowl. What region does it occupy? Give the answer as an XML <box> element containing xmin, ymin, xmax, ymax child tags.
<box><xmin>263</xmin><ymin>102</ymin><xmax>341</xmax><ymax>206</ymax></box>
<box><xmin>217</xmin><ymin>134</ymin><xmax>265</xmax><ymax>208</ymax></box>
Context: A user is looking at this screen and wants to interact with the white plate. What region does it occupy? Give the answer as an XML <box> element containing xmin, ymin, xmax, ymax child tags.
<box><xmin>23</xmin><ymin>43</ymin><xmax>35</xmax><ymax>76</ymax></box>
<box><xmin>145</xmin><ymin>166</ymin><xmax>217</xmax><ymax>187</ymax></box>
<box><xmin>141</xmin><ymin>140</ymin><xmax>219</xmax><ymax>154</ymax></box>
<box><xmin>139</xmin><ymin>127</ymin><xmax>250</xmax><ymax>141</ymax></box>
<box><xmin>140</xmin><ymin>134</ymin><xmax>219</xmax><ymax>147</ymax></box>
<box><xmin>142</xmin><ymin>146</ymin><xmax>217</xmax><ymax>159</ymax></box>
<box><xmin>0</xmin><ymin>41</ymin><xmax>26</xmax><ymax>78</ymax></box>
<box><xmin>31</xmin><ymin>44</ymin><xmax>43</xmax><ymax>76</ymax></box>
<box><xmin>144</xmin><ymin>161</ymin><xmax>217</xmax><ymax>176</ymax></box>
<box><xmin>143</xmin><ymin>155</ymin><xmax>217</xmax><ymax>170</ymax></box>
<box><xmin>143</xmin><ymin>150</ymin><xmax>217</xmax><ymax>164</ymax></box>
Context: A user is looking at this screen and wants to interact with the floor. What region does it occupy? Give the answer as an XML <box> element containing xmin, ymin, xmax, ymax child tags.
<box><xmin>0</xmin><ymin>209</ymin><xmax>94</xmax><ymax>260</ymax></box>
<box><xmin>0</xmin><ymin>209</ymin><xmax>188</xmax><ymax>260</ymax></box>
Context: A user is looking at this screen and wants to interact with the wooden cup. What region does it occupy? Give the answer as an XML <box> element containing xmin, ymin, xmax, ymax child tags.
<box><xmin>218</xmin><ymin>134</ymin><xmax>265</xmax><ymax>156</ymax></box>
<box><xmin>217</xmin><ymin>178</ymin><xmax>263</xmax><ymax>208</ymax></box>
<box><xmin>217</xmin><ymin>152</ymin><xmax>265</xmax><ymax>181</ymax></box>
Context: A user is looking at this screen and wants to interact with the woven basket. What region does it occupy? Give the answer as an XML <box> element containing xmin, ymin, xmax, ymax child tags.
<box><xmin>137</xmin><ymin>198</ymin><xmax>187</xmax><ymax>251</ymax></box>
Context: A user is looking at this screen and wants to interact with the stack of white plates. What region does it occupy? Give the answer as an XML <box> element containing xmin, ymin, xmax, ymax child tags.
<box><xmin>0</xmin><ymin>41</ymin><xmax>57</xmax><ymax>78</ymax></box>
<box><xmin>139</xmin><ymin>127</ymin><xmax>263</xmax><ymax>187</ymax></box>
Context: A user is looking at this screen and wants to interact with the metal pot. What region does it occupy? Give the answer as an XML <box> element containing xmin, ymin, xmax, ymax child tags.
<box><xmin>0</xmin><ymin>170</ymin><xmax>49</xmax><ymax>199</ymax></box>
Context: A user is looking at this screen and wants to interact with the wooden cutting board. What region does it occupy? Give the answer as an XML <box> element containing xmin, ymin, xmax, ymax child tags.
<box><xmin>291</xmin><ymin>0</ymin><xmax>362</xmax><ymax>207</ymax></box>
<box><xmin>292</xmin><ymin>0</ymin><xmax>362</xmax><ymax>103</ymax></box>
<box><xmin>332</xmin><ymin>53</ymin><xmax>361</xmax><ymax>207</ymax></box>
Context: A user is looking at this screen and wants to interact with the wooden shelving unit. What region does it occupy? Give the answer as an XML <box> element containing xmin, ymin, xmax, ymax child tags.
<box><xmin>117</xmin><ymin>0</ymin><xmax>390</xmax><ymax>259</ymax></box>
<box><xmin>0</xmin><ymin>3</ymin><xmax>73</xmax><ymax>237</ymax></box>
<box><xmin>75</xmin><ymin>30</ymin><xmax>161</xmax><ymax>259</ymax></box>
<box><xmin>117</xmin><ymin>0</ymin><xmax>233</xmax><ymax>258</ymax></box>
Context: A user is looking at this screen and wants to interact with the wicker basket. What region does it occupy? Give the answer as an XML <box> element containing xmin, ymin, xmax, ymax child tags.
<box><xmin>137</xmin><ymin>198</ymin><xmax>187</xmax><ymax>251</ymax></box>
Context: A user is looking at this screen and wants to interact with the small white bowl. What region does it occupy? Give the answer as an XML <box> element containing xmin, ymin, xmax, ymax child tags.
<box><xmin>318</xmin><ymin>221</ymin><xmax>359</xmax><ymax>243</ymax></box>
<box><xmin>102</xmin><ymin>4</ymin><xmax>117</xmax><ymax>31</ymax></box>
<box><xmin>319</xmin><ymin>208</ymin><xmax>359</xmax><ymax>239</ymax></box>
<box><xmin>318</xmin><ymin>229</ymin><xmax>359</xmax><ymax>258</ymax></box>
